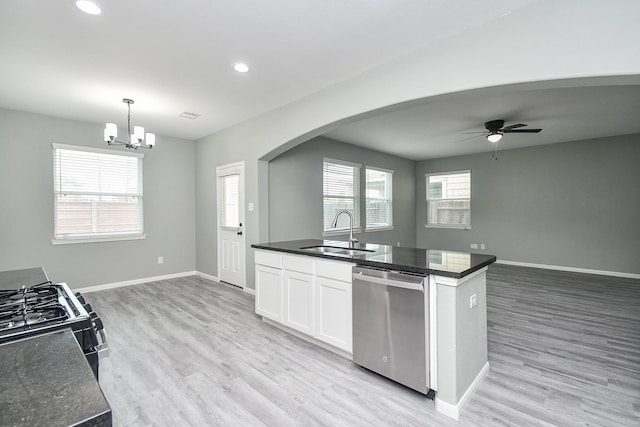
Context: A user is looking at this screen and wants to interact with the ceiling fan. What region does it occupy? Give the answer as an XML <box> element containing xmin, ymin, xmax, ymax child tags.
<box><xmin>462</xmin><ymin>119</ymin><xmax>542</xmax><ymax>143</ymax></box>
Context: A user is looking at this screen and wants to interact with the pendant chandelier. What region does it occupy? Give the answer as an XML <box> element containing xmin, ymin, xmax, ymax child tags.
<box><xmin>104</xmin><ymin>98</ymin><xmax>155</xmax><ymax>149</ymax></box>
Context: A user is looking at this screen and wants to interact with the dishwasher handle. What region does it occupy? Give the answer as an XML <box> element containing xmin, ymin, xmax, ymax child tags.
<box><xmin>352</xmin><ymin>271</ymin><xmax>424</xmax><ymax>292</ymax></box>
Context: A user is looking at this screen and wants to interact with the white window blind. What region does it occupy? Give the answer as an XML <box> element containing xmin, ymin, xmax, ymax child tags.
<box><xmin>366</xmin><ymin>167</ymin><xmax>393</xmax><ymax>229</ymax></box>
<box><xmin>53</xmin><ymin>144</ymin><xmax>144</xmax><ymax>241</ymax></box>
<box><xmin>426</xmin><ymin>171</ymin><xmax>471</xmax><ymax>228</ymax></box>
<box><xmin>220</xmin><ymin>174</ymin><xmax>240</xmax><ymax>228</ymax></box>
<box><xmin>323</xmin><ymin>159</ymin><xmax>360</xmax><ymax>232</ymax></box>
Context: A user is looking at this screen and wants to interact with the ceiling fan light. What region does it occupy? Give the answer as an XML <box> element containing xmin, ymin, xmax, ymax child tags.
<box><xmin>487</xmin><ymin>132</ymin><xmax>503</xmax><ymax>143</ymax></box>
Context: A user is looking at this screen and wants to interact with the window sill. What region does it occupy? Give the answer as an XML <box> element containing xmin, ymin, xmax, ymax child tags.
<box><xmin>424</xmin><ymin>225</ymin><xmax>472</xmax><ymax>230</ymax></box>
<box><xmin>51</xmin><ymin>234</ymin><xmax>146</xmax><ymax>245</ymax></box>
<box><xmin>365</xmin><ymin>226</ymin><xmax>394</xmax><ymax>232</ymax></box>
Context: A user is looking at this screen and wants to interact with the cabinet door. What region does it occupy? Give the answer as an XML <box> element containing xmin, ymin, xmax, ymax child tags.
<box><xmin>316</xmin><ymin>277</ymin><xmax>352</xmax><ymax>353</ymax></box>
<box><xmin>255</xmin><ymin>265</ymin><xmax>282</xmax><ymax>322</ymax></box>
<box><xmin>282</xmin><ymin>270</ymin><xmax>315</xmax><ymax>336</ymax></box>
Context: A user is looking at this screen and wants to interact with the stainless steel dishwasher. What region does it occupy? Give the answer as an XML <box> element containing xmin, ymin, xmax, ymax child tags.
<box><xmin>352</xmin><ymin>266</ymin><xmax>430</xmax><ymax>394</ymax></box>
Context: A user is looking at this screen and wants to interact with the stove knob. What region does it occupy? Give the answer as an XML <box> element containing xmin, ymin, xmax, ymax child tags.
<box><xmin>83</xmin><ymin>303</ymin><xmax>93</xmax><ymax>313</ymax></box>
<box><xmin>75</xmin><ymin>292</ymin><xmax>86</xmax><ymax>304</ymax></box>
<box><xmin>92</xmin><ymin>316</ymin><xmax>104</xmax><ymax>331</ymax></box>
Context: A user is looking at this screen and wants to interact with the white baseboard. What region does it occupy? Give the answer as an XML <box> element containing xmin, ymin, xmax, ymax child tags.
<box><xmin>197</xmin><ymin>271</ymin><xmax>219</xmax><ymax>282</ymax></box>
<box><xmin>75</xmin><ymin>270</ymin><xmax>254</xmax><ymax>296</ymax></box>
<box><xmin>436</xmin><ymin>362</ymin><xmax>490</xmax><ymax>420</ymax></box>
<box><xmin>197</xmin><ymin>271</ymin><xmax>254</xmax><ymax>295</ymax></box>
<box><xmin>74</xmin><ymin>271</ymin><xmax>199</xmax><ymax>293</ymax></box>
<box><xmin>495</xmin><ymin>260</ymin><xmax>640</xmax><ymax>280</ymax></box>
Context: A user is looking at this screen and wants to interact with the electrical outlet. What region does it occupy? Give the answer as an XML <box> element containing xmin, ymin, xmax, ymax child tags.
<box><xmin>397</xmin><ymin>242</ymin><xmax>401</xmax><ymax>247</ymax></box>
<box><xmin>480</xmin><ymin>243</ymin><xmax>486</xmax><ymax>250</ymax></box>
<box><xmin>470</xmin><ymin>243</ymin><xmax>478</xmax><ymax>249</ymax></box>
<box><xmin>158</xmin><ymin>256</ymin><xmax>164</xmax><ymax>264</ymax></box>
<box><xmin>470</xmin><ymin>293</ymin><xmax>477</xmax><ymax>308</ymax></box>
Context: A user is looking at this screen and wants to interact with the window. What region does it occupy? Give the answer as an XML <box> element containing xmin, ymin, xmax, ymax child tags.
<box><xmin>52</xmin><ymin>143</ymin><xmax>144</xmax><ymax>243</ymax></box>
<box><xmin>220</xmin><ymin>174</ymin><xmax>239</xmax><ymax>228</ymax></box>
<box><xmin>323</xmin><ymin>159</ymin><xmax>360</xmax><ymax>233</ymax></box>
<box><xmin>426</xmin><ymin>170</ymin><xmax>470</xmax><ymax>228</ymax></box>
<box><xmin>365</xmin><ymin>167</ymin><xmax>393</xmax><ymax>230</ymax></box>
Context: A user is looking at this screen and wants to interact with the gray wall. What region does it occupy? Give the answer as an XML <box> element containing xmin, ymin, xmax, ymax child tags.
<box><xmin>194</xmin><ymin>125</ymin><xmax>274</xmax><ymax>291</ymax></box>
<box><xmin>0</xmin><ymin>108</ymin><xmax>197</xmax><ymax>288</ymax></box>
<box><xmin>416</xmin><ymin>134</ymin><xmax>640</xmax><ymax>275</ymax></box>
<box><xmin>268</xmin><ymin>136</ymin><xmax>417</xmax><ymax>247</ymax></box>
<box><xmin>192</xmin><ymin>1</ymin><xmax>640</xmax><ymax>289</ymax></box>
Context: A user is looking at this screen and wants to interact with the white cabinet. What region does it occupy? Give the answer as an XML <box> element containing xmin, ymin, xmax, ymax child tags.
<box><xmin>254</xmin><ymin>249</ymin><xmax>354</xmax><ymax>354</ymax></box>
<box><xmin>315</xmin><ymin>258</ymin><xmax>353</xmax><ymax>352</ymax></box>
<box><xmin>282</xmin><ymin>253</ymin><xmax>315</xmax><ymax>334</ymax></box>
<box><xmin>255</xmin><ymin>252</ymin><xmax>283</xmax><ymax>322</ymax></box>
<box><xmin>255</xmin><ymin>264</ymin><xmax>283</xmax><ymax>322</ymax></box>
<box><xmin>316</xmin><ymin>276</ymin><xmax>352</xmax><ymax>352</ymax></box>
<box><xmin>282</xmin><ymin>270</ymin><xmax>315</xmax><ymax>335</ymax></box>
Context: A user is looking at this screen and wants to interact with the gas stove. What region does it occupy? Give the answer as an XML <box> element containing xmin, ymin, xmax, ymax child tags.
<box><xmin>0</xmin><ymin>268</ymin><xmax>108</xmax><ymax>380</ymax></box>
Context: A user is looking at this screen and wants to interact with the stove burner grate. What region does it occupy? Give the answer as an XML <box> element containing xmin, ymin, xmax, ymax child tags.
<box><xmin>0</xmin><ymin>281</ymin><xmax>70</xmax><ymax>332</ymax></box>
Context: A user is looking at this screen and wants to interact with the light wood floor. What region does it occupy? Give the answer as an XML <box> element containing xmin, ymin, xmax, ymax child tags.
<box><xmin>88</xmin><ymin>265</ymin><xmax>640</xmax><ymax>426</ymax></box>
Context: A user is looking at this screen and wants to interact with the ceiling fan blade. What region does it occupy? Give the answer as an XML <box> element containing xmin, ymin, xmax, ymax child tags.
<box><xmin>504</xmin><ymin>128</ymin><xmax>542</xmax><ymax>133</ymax></box>
<box><xmin>452</xmin><ymin>134</ymin><xmax>484</xmax><ymax>143</ymax></box>
<box><xmin>501</xmin><ymin>123</ymin><xmax>527</xmax><ymax>131</ymax></box>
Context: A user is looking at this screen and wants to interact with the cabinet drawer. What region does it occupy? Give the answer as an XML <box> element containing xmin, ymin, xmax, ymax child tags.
<box><xmin>283</xmin><ymin>254</ymin><xmax>314</xmax><ymax>274</ymax></box>
<box><xmin>255</xmin><ymin>250</ymin><xmax>283</xmax><ymax>269</ymax></box>
<box><xmin>315</xmin><ymin>259</ymin><xmax>354</xmax><ymax>282</ymax></box>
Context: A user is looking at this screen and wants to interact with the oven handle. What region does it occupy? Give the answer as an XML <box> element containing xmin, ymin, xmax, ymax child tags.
<box><xmin>96</xmin><ymin>328</ymin><xmax>110</xmax><ymax>359</ymax></box>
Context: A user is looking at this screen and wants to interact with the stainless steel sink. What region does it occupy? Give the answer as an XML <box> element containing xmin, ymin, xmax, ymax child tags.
<box><xmin>300</xmin><ymin>246</ymin><xmax>374</xmax><ymax>256</ymax></box>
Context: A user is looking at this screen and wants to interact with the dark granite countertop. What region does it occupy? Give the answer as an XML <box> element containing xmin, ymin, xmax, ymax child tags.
<box><xmin>251</xmin><ymin>239</ymin><xmax>496</xmax><ymax>278</ymax></box>
<box><xmin>0</xmin><ymin>329</ymin><xmax>112</xmax><ymax>427</ymax></box>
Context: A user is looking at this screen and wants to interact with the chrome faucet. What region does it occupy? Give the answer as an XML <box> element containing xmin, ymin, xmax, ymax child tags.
<box><xmin>331</xmin><ymin>209</ymin><xmax>358</xmax><ymax>247</ymax></box>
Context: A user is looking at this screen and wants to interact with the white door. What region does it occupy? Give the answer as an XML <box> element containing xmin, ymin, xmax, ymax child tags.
<box><xmin>217</xmin><ymin>162</ymin><xmax>245</xmax><ymax>288</ymax></box>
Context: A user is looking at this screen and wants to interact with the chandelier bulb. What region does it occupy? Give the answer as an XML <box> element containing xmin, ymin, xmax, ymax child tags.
<box><xmin>146</xmin><ymin>133</ymin><xmax>156</xmax><ymax>147</ymax></box>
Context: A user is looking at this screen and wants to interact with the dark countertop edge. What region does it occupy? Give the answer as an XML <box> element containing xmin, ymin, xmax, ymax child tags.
<box><xmin>251</xmin><ymin>243</ymin><xmax>496</xmax><ymax>279</ymax></box>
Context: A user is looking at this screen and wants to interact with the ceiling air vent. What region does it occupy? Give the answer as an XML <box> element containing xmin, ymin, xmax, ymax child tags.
<box><xmin>179</xmin><ymin>111</ymin><xmax>201</xmax><ymax>120</ymax></box>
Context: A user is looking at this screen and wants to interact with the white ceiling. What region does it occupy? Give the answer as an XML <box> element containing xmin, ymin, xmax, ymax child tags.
<box><xmin>323</xmin><ymin>85</ymin><xmax>640</xmax><ymax>160</ymax></box>
<box><xmin>1</xmin><ymin>0</ymin><xmax>639</xmax><ymax>160</ymax></box>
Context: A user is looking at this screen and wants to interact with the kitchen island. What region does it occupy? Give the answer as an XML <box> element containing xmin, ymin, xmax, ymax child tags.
<box><xmin>252</xmin><ymin>239</ymin><xmax>496</xmax><ymax>278</ymax></box>
<box><xmin>251</xmin><ymin>239</ymin><xmax>496</xmax><ymax>420</ymax></box>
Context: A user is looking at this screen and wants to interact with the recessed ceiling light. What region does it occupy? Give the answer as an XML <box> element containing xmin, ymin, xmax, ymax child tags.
<box><xmin>74</xmin><ymin>0</ymin><xmax>102</xmax><ymax>15</ymax></box>
<box><xmin>233</xmin><ymin>63</ymin><xmax>250</xmax><ymax>73</ymax></box>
